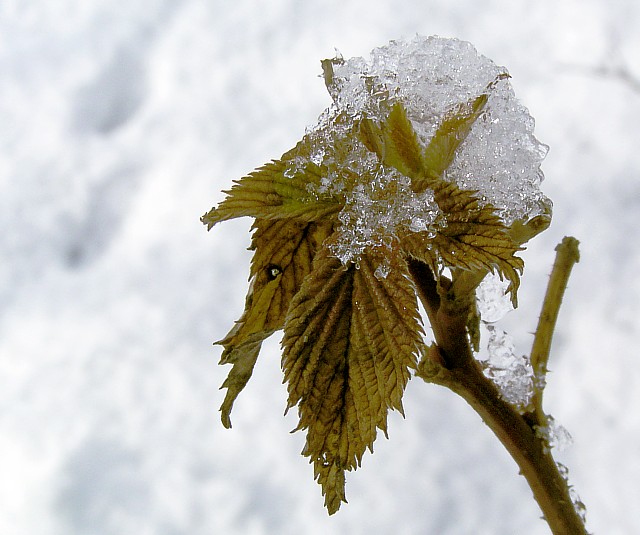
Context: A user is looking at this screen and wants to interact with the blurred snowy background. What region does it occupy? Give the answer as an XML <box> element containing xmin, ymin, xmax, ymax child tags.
<box><xmin>1</xmin><ymin>1</ymin><xmax>639</xmax><ymax>533</ymax></box>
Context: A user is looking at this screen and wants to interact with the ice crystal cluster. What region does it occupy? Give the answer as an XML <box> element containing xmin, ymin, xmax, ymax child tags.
<box><xmin>295</xmin><ymin>35</ymin><xmax>550</xmax><ymax>266</ymax></box>
<box><xmin>476</xmin><ymin>273</ymin><xmax>535</xmax><ymax>411</ymax></box>
<box><xmin>536</xmin><ymin>415</ymin><xmax>574</xmax><ymax>453</ymax></box>
<box><xmin>476</xmin><ymin>272</ymin><xmax>514</xmax><ymax>322</ymax></box>
<box><xmin>478</xmin><ymin>324</ymin><xmax>535</xmax><ymax>410</ymax></box>
<box><xmin>476</xmin><ymin>274</ymin><xmax>536</xmax><ymax>411</ymax></box>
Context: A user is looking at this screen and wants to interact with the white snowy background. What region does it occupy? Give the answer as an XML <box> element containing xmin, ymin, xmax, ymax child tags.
<box><xmin>1</xmin><ymin>1</ymin><xmax>639</xmax><ymax>533</ymax></box>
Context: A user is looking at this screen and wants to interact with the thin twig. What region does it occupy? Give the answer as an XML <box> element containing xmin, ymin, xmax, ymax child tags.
<box><xmin>529</xmin><ymin>237</ymin><xmax>580</xmax><ymax>425</ymax></box>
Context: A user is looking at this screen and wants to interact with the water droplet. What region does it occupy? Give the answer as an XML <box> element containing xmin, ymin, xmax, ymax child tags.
<box><xmin>374</xmin><ymin>261</ymin><xmax>390</xmax><ymax>280</ymax></box>
<box><xmin>266</xmin><ymin>265</ymin><xmax>282</xmax><ymax>280</ymax></box>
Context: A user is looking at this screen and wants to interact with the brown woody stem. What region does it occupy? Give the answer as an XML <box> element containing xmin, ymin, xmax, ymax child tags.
<box><xmin>408</xmin><ymin>258</ymin><xmax>587</xmax><ymax>535</ymax></box>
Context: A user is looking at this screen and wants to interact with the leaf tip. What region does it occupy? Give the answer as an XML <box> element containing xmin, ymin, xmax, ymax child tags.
<box><xmin>201</xmin><ymin>209</ymin><xmax>219</xmax><ymax>230</ymax></box>
<box><xmin>220</xmin><ymin>399</ymin><xmax>234</xmax><ymax>429</ymax></box>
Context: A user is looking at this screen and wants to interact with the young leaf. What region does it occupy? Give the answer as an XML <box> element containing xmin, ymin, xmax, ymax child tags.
<box><xmin>358</xmin><ymin>76</ymin><xmax>507</xmax><ymax>197</ymax></box>
<box><xmin>282</xmin><ymin>248</ymin><xmax>424</xmax><ymax>513</ymax></box>
<box><xmin>416</xmin><ymin>73</ymin><xmax>508</xmax><ymax>192</ymax></box>
<box><xmin>201</xmin><ymin>159</ymin><xmax>342</xmax><ymax>229</ymax></box>
<box><xmin>402</xmin><ymin>181</ymin><xmax>523</xmax><ymax>299</ymax></box>
<box><xmin>359</xmin><ymin>103</ymin><xmax>425</xmax><ymax>181</ymax></box>
<box><xmin>217</xmin><ymin>218</ymin><xmax>332</xmax><ymax>428</ymax></box>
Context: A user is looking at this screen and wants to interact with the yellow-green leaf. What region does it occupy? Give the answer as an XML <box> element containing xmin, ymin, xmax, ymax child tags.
<box><xmin>360</xmin><ymin>103</ymin><xmax>425</xmax><ymax>182</ymax></box>
<box><xmin>218</xmin><ymin>335</ymin><xmax>263</xmax><ymax>429</ymax></box>
<box><xmin>281</xmin><ymin>248</ymin><xmax>424</xmax><ymax>513</ymax></box>
<box><xmin>201</xmin><ymin>159</ymin><xmax>342</xmax><ymax>229</ymax></box>
<box><xmin>358</xmin><ymin>76</ymin><xmax>504</xmax><ymax>197</ymax></box>
<box><xmin>402</xmin><ymin>181</ymin><xmax>523</xmax><ymax>300</ymax></box>
<box><xmin>217</xmin><ymin>218</ymin><xmax>332</xmax><ymax>428</ymax></box>
<box><xmin>416</xmin><ymin>73</ymin><xmax>509</xmax><ymax>193</ymax></box>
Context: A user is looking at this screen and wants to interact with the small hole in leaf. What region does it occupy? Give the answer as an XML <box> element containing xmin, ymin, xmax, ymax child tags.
<box><xmin>266</xmin><ymin>264</ymin><xmax>282</xmax><ymax>280</ymax></box>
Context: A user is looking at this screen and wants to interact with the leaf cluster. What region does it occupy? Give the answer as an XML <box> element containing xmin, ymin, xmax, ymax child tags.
<box><xmin>202</xmin><ymin>73</ymin><xmax>540</xmax><ymax>513</ymax></box>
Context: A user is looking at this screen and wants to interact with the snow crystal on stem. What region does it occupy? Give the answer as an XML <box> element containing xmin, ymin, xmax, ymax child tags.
<box><xmin>555</xmin><ymin>461</ymin><xmax>587</xmax><ymax>523</ymax></box>
<box><xmin>478</xmin><ymin>324</ymin><xmax>534</xmax><ymax>411</ymax></box>
<box><xmin>535</xmin><ymin>415</ymin><xmax>573</xmax><ymax>453</ymax></box>
<box><xmin>476</xmin><ymin>272</ymin><xmax>514</xmax><ymax>322</ymax></box>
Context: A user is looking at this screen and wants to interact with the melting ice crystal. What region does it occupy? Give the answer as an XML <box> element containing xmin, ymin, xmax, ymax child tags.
<box><xmin>298</xmin><ymin>36</ymin><xmax>550</xmax><ymax>267</ymax></box>
<box><xmin>476</xmin><ymin>273</ymin><xmax>534</xmax><ymax>410</ymax></box>
<box><xmin>478</xmin><ymin>324</ymin><xmax>534</xmax><ymax>411</ymax></box>
<box><xmin>535</xmin><ymin>415</ymin><xmax>573</xmax><ymax>452</ymax></box>
<box><xmin>476</xmin><ymin>272</ymin><xmax>514</xmax><ymax>323</ymax></box>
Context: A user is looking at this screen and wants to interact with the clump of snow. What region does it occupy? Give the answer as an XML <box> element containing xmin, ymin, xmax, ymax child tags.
<box><xmin>329</xmin><ymin>171</ymin><xmax>441</xmax><ymax>267</ymax></box>
<box><xmin>476</xmin><ymin>272</ymin><xmax>514</xmax><ymax>322</ymax></box>
<box><xmin>477</xmin><ymin>324</ymin><xmax>534</xmax><ymax>411</ymax></box>
<box><xmin>292</xmin><ymin>35</ymin><xmax>550</xmax><ymax>268</ymax></box>
<box><xmin>535</xmin><ymin>415</ymin><xmax>574</xmax><ymax>453</ymax></box>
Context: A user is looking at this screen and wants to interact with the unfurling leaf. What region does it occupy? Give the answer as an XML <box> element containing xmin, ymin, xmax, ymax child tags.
<box><xmin>217</xmin><ymin>218</ymin><xmax>332</xmax><ymax>428</ymax></box>
<box><xmin>359</xmin><ymin>75</ymin><xmax>507</xmax><ymax>196</ymax></box>
<box><xmin>282</xmin><ymin>248</ymin><xmax>424</xmax><ymax>513</ymax></box>
<box><xmin>362</xmin><ymin>98</ymin><xmax>523</xmax><ymax>298</ymax></box>
<box><xmin>360</xmin><ymin>103</ymin><xmax>425</xmax><ymax>181</ymax></box>
<box><xmin>417</xmin><ymin>73</ymin><xmax>508</xmax><ymax>192</ymax></box>
<box><xmin>403</xmin><ymin>180</ymin><xmax>524</xmax><ymax>300</ymax></box>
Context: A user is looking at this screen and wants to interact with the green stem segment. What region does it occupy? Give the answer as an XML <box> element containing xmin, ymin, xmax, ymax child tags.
<box><xmin>408</xmin><ymin>254</ymin><xmax>587</xmax><ymax>535</ymax></box>
<box><xmin>528</xmin><ymin>237</ymin><xmax>580</xmax><ymax>427</ymax></box>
